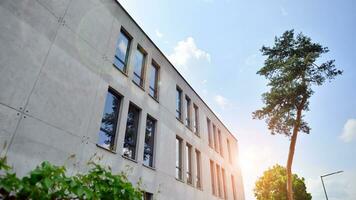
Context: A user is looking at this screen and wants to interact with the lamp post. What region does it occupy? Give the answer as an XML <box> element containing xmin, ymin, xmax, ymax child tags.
<box><xmin>320</xmin><ymin>170</ymin><xmax>343</xmax><ymax>200</ymax></box>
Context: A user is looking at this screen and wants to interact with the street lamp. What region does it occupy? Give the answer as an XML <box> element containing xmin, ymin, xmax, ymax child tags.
<box><xmin>320</xmin><ymin>170</ymin><xmax>343</xmax><ymax>200</ymax></box>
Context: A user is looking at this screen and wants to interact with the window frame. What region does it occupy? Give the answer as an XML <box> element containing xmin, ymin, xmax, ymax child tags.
<box><xmin>113</xmin><ymin>28</ymin><xmax>132</xmax><ymax>73</ymax></box>
<box><xmin>218</xmin><ymin>129</ymin><xmax>224</xmax><ymax>157</ymax></box>
<box><xmin>216</xmin><ymin>164</ymin><xmax>222</xmax><ymax>198</ymax></box>
<box><xmin>207</xmin><ymin>118</ymin><xmax>213</xmax><ymax>148</ymax></box>
<box><xmin>222</xmin><ymin>168</ymin><xmax>227</xmax><ymax>199</ymax></box>
<box><xmin>210</xmin><ymin>160</ymin><xmax>216</xmax><ymax>196</ymax></box>
<box><xmin>193</xmin><ymin>104</ymin><xmax>199</xmax><ymax>136</ymax></box>
<box><xmin>122</xmin><ymin>103</ymin><xmax>141</xmax><ymax>160</ymax></box>
<box><xmin>143</xmin><ymin>115</ymin><xmax>156</xmax><ymax>168</ymax></box>
<box><xmin>227</xmin><ymin>139</ymin><xmax>232</xmax><ymax>164</ymax></box>
<box><xmin>148</xmin><ymin>61</ymin><xmax>159</xmax><ymax>100</ymax></box>
<box><xmin>176</xmin><ymin>86</ymin><xmax>183</xmax><ymax>121</ymax></box>
<box><xmin>132</xmin><ymin>45</ymin><xmax>147</xmax><ymax>88</ymax></box>
<box><xmin>185</xmin><ymin>143</ymin><xmax>193</xmax><ymax>185</ymax></box>
<box><xmin>195</xmin><ymin>149</ymin><xmax>202</xmax><ymax>189</ymax></box>
<box><xmin>175</xmin><ymin>136</ymin><xmax>183</xmax><ymax>180</ymax></box>
<box><xmin>231</xmin><ymin>175</ymin><xmax>237</xmax><ymax>200</ymax></box>
<box><xmin>185</xmin><ymin>95</ymin><xmax>192</xmax><ymax>129</ymax></box>
<box><xmin>96</xmin><ymin>88</ymin><xmax>122</xmax><ymax>152</ymax></box>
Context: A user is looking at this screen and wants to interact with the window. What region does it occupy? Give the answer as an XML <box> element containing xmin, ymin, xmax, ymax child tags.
<box><xmin>176</xmin><ymin>87</ymin><xmax>182</xmax><ymax>120</ymax></box>
<box><xmin>195</xmin><ymin>149</ymin><xmax>202</xmax><ymax>189</ymax></box>
<box><xmin>114</xmin><ymin>29</ymin><xmax>131</xmax><ymax>72</ymax></box>
<box><xmin>97</xmin><ymin>89</ymin><xmax>121</xmax><ymax>151</ymax></box>
<box><xmin>133</xmin><ymin>47</ymin><xmax>146</xmax><ymax>87</ymax></box>
<box><xmin>149</xmin><ymin>62</ymin><xmax>159</xmax><ymax>99</ymax></box>
<box><xmin>227</xmin><ymin>139</ymin><xmax>232</xmax><ymax>164</ymax></box>
<box><xmin>143</xmin><ymin>115</ymin><xmax>156</xmax><ymax>167</ymax></box>
<box><xmin>213</xmin><ymin>124</ymin><xmax>218</xmax><ymax>152</ymax></box>
<box><xmin>176</xmin><ymin>136</ymin><xmax>183</xmax><ymax>180</ymax></box>
<box><xmin>216</xmin><ymin>164</ymin><xmax>222</xmax><ymax>198</ymax></box>
<box><xmin>185</xmin><ymin>143</ymin><xmax>192</xmax><ymax>184</ymax></box>
<box><xmin>143</xmin><ymin>192</ymin><xmax>153</xmax><ymax>200</ymax></box>
<box><xmin>231</xmin><ymin>175</ymin><xmax>237</xmax><ymax>200</ymax></box>
<box><xmin>210</xmin><ymin>160</ymin><xmax>216</xmax><ymax>195</ymax></box>
<box><xmin>207</xmin><ymin>118</ymin><xmax>213</xmax><ymax>148</ymax></box>
<box><xmin>123</xmin><ymin>103</ymin><xmax>141</xmax><ymax>160</ymax></box>
<box><xmin>185</xmin><ymin>96</ymin><xmax>191</xmax><ymax>128</ymax></box>
<box><xmin>218</xmin><ymin>130</ymin><xmax>223</xmax><ymax>157</ymax></box>
<box><xmin>222</xmin><ymin>168</ymin><xmax>227</xmax><ymax>199</ymax></box>
<box><xmin>193</xmin><ymin>104</ymin><xmax>199</xmax><ymax>135</ymax></box>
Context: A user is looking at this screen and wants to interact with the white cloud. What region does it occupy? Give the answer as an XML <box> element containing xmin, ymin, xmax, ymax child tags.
<box><xmin>280</xmin><ymin>6</ymin><xmax>288</xmax><ymax>16</ymax></box>
<box><xmin>340</xmin><ymin>119</ymin><xmax>356</xmax><ymax>142</ymax></box>
<box><xmin>214</xmin><ymin>95</ymin><xmax>229</xmax><ymax>109</ymax></box>
<box><xmin>168</xmin><ymin>37</ymin><xmax>211</xmax><ymax>70</ymax></box>
<box><xmin>155</xmin><ymin>29</ymin><xmax>163</xmax><ymax>38</ymax></box>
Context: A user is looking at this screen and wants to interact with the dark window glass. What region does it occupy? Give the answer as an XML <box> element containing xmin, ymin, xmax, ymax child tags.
<box><xmin>143</xmin><ymin>192</ymin><xmax>153</xmax><ymax>200</ymax></box>
<box><xmin>176</xmin><ymin>137</ymin><xmax>183</xmax><ymax>180</ymax></box>
<box><xmin>185</xmin><ymin>96</ymin><xmax>191</xmax><ymax>128</ymax></box>
<box><xmin>143</xmin><ymin>116</ymin><xmax>156</xmax><ymax>167</ymax></box>
<box><xmin>149</xmin><ymin>63</ymin><xmax>159</xmax><ymax>99</ymax></box>
<box><xmin>193</xmin><ymin>104</ymin><xmax>199</xmax><ymax>135</ymax></box>
<box><xmin>123</xmin><ymin>104</ymin><xmax>140</xmax><ymax>160</ymax></box>
<box><xmin>133</xmin><ymin>48</ymin><xmax>145</xmax><ymax>86</ymax></box>
<box><xmin>186</xmin><ymin>143</ymin><xmax>192</xmax><ymax>184</ymax></box>
<box><xmin>176</xmin><ymin>87</ymin><xmax>182</xmax><ymax>120</ymax></box>
<box><xmin>97</xmin><ymin>90</ymin><xmax>121</xmax><ymax>151</ymax></box>
<box><xmin>114</xmin><ymin>31</ymin><xmax>131</xmax><ymax>72</ymax></box>
<box><xmin>195</xmin><ymin>150</ymin><xmax>202</xmax><ymax>189</ymax></box>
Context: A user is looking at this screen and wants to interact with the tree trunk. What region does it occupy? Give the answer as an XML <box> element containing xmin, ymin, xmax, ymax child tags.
<box><xmin>286</xmin><ymin>108</ymin><xmax>302</xmax><ymax>200</ymax></box>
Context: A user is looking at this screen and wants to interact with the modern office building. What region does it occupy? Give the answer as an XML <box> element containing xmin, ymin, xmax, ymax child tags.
<box><xmin>0</xmin><ymin>0</ymin><xmax>244</xmax><ymax>199</ymax></box>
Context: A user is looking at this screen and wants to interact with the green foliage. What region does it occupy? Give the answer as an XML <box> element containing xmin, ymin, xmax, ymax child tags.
<box><xmin>253</xmin><ymin>30</ymin><xmax>342</xmax><ymax>136</ymax></box>
<box><xmin>0</xmin><ymin>157</ymin><xmax>142</xmax><ymax>200</ymax></box>
<box><xmin>254</xmin><ymin>165</ymin><xmax>312</xmax><ymax>200</ymax></box>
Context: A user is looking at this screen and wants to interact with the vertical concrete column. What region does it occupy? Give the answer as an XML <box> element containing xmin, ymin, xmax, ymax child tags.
<box><xmin>136</xmin><ymin>109</ymin><xmax>148</xmax><ymax>164</ymax></box>
<box><xmin>115</xmin><ymin>95</ymin><xmax>130</xmax><ymax>155</ymax></box>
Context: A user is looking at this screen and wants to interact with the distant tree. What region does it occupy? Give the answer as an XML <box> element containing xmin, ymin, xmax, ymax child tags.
<box><xmin>253</xmin><ymin>30</ymin><xmax>342</xmax><ymax>200</ymax></box>
<box><xmin>254</xmin><ymin>165</ymin><xmax>312</xmax><ymax>200</ymax></box>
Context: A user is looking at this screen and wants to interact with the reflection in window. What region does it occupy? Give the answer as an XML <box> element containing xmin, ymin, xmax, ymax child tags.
<box><xmin>176</xmin><ymin>87</ymin><xmax>182</xmax><ymax>120</ymax></box>
<box><xmin>186</xmin><ymin>143</ymin><xmax>192</xmax><ymax>184</ymax></box>
<box><xmin>97</xmin><ymin>90</ymin><xmax>121</xmax><ymax>151</ymax></box>
<box><xmin>143</xmin><ymin>116</ymin><xmax>156</xmax><ymax>167</ymax></box>
<box><xmin>133</xmin><ymin>47</ymin><xmax>146</xmax><ymax>87</ymax></box>
<box><xmin>185</xmin><ymin>96</ymin><xmax>191</xmax><ymax>128</ymax></box>
<box><xmin>193</xmin><ymin>104</ymin><xmax>199</xmax><ymax>135</ymax></box>
<box><xmin>176</xmin><ymin>137</ymin><xmax>183</xmax><ymax>180</ymax></box>
<box><xmin>149</xmin><ymin>62</ymin><xmax>159</xmax><ymax>99</ymax></box>
<box><xmin>195</xmin><ymin>149</ymin><xmax>202</xmax><ymax>189</ymax></box>
<box><xmin>123</xmin><ymin>104</ymin><xmax>140</xmax><ymax>160</ymax></box>
<box><xmin>114</xmin><ymin>30</ymin><xmax>131</xmax><ymax>72</ymax></box>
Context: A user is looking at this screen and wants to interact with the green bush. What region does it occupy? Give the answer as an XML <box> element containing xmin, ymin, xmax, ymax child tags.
<box><xmin>0</xmin><ymin>157</ymin><xmax>143</xmax><ymax>200</ymax></box>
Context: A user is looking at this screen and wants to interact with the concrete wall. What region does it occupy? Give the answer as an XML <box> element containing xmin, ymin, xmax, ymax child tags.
<box><xmin>0</xmin><ymin>0</ymin><xmax>244</xmax><ymax>199</ymax></box>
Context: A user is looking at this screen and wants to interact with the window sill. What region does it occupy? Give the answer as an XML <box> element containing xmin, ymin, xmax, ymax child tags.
<box><xmin>142</xmin><ymin>164</ymin><xmax>156</xmax><ymax>171</ymax></box>
<box><xmin>149</xmin><ymin>94</ymin><xmax>159</xmax><ymax>103</ymax></box>
<box><xmin>175</xmin><ymin>178</ymin><xmax>185</xmax><ymax>183</ymax></box>
<box><xmin>96</xmin><ymin>144</ymin><xmax>117</xmax><ymax>154</ymax></box>
<box><xmin>176</xmin><ymin>117</ymin><xmax>184</xmax><ymax>124</ymax></box>
<box><xmin>121</xmin><ymin>155</ymin><xmax>138</xmax><ymax>163</ymax></box>
<box><xmin>112</xmin><ymin>63</ymin><xmax>128</xmax><ymax>77</ymax></box>
<box><xmin>132</xmin><ymin>80</ymin><xmax>145</xmax><ymax>91</ymax></box>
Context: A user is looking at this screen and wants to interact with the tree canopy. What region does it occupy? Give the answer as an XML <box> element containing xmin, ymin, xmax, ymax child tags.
<box><xmin>254</xmin><ymin>164</ymin><xmax>312</xmax><ymax>200</ymax></box>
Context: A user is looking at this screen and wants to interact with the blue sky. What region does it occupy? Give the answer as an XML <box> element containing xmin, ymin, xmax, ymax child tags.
<box><xmin>118</xmin><ymin>0</ymin><xmax>356</xmax><ymax>199</ymax></box>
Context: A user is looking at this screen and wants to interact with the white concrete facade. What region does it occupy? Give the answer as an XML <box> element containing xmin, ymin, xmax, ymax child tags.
<box><xmin>0</xmin><ymin>0</ymin><xmax>244</xmax><ymax>199</ymax></box>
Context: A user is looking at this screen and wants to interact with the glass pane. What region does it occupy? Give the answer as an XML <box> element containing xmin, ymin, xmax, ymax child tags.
<box><xmin>123</xmin><ymin>104</ymin><xmax>140</xmax><ymax>160</ymax></box>
<box><xmin>97</xmin><ymin>91</ymin><xmax>120</xmax><ymax>150</ymax></box>
<box><xmin>149</xmin><ymin>64</ymin><xmax>158</xmax><ymax>98</ymax></box>
<box><xmin>114</xmin><ymin>31</ymin><xmax>130</xmax><ymax>71</ymax></box>
<box><xmin>176</xmin><ymin>89</ymin><xmax>181</xmax><ymax>119</ymax></box>
<box><xmin>133</xmin><ymin>49</ymin><xmax>145</xmax><ymax>86</ymax></box>
<box><xmin>143</xmin><ymin>117</ymin><xmax>155</xmax><ymax>167</ymax></box>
